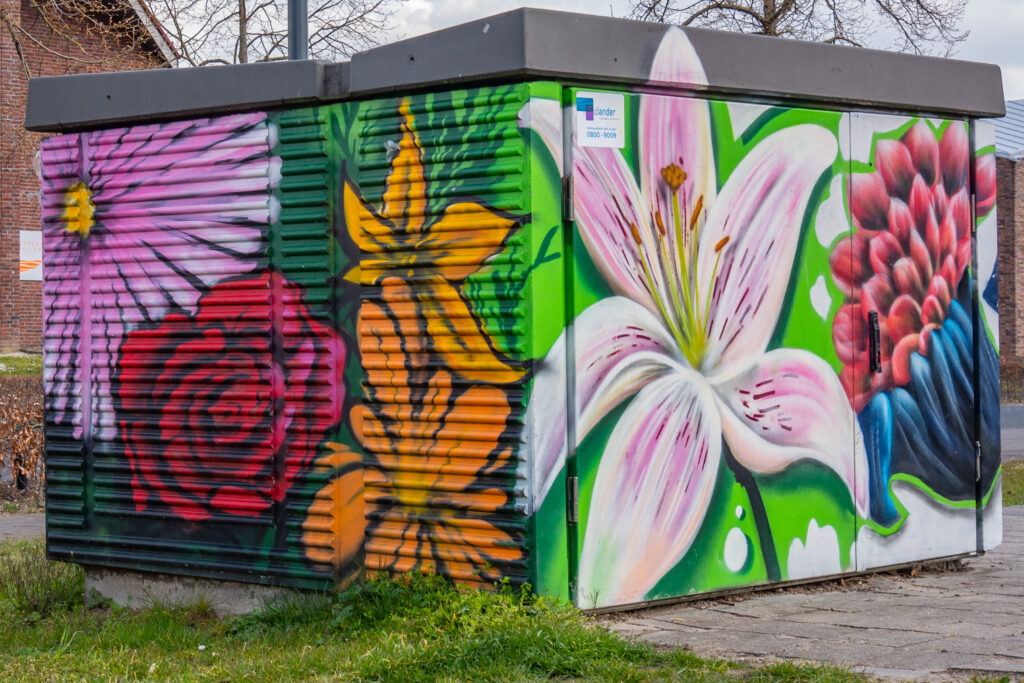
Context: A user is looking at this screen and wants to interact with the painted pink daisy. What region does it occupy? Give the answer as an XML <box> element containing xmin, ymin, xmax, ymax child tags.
<box><xmin>39</xmin><ymin>113</ymin><xmax>279</xmax><ymax>441</ymax></box>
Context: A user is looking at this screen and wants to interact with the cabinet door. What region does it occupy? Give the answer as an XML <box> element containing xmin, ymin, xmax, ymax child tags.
<box><xmin>844</xmin><ymin>113</ymin><xmax>1000</xmax><ymax>570</ymax></box>
<box><xmin>565</xmin><ymin>86</ymin><xmax>863</xmax><ymax>609</ymax></box>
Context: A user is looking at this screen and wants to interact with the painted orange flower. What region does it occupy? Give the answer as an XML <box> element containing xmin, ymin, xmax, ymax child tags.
<box><xmin>301</xmin><ymin>442</ymin><xmax>365</xmax><ymax>584</ymax></box>
<box><xmin>344</xmin><ymin>99</ymin><xmax>527</xmax><ymax>586</ymax></box>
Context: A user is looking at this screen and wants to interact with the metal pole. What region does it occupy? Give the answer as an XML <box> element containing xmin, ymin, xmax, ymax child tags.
<box><xmin>288</xmin><ymin>0</ymin><xmax>308</xmax><ymax>60</ymax></box>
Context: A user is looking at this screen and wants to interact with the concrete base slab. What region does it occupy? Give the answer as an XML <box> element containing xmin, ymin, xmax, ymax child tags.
<box><xmin>84</xmin><ymin>567</ymin><xmax>299</xmax><ymax>617</ymax></box>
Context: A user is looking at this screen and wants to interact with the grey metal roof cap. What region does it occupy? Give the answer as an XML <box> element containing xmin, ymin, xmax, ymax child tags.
<box><xmin>25</xmin><ymin>8</ymin><xmax>1005</xmax><ymax>133</ymax></box>
<box><xmin>25</xmin><ymin>60</ymin><xmax>349</xmax><ymax>132</ymax></box>
<box><xmin>350</xmin><ymin>8</ymin><xmax>1004</xmax><ymax>117</ymax></box>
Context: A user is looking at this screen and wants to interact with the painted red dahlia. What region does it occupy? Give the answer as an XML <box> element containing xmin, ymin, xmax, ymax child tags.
<box><xmin>830</xmin><ymin>121</ymin><xmax>995</xmax><ymax>412</ymax></box>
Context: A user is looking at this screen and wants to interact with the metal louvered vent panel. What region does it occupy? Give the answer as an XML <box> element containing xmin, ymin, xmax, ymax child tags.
<box><xmin>269</xmin><ymin>107</ymin><xmax>349</xmax><ymax>581</ymax></box>
<box><xmin>353</xmin><ymin>88</ymin><xmax>532</xmax><ymax>586</ymax></box>
<box><xmin>40</xmin><ymin>133</ymin><xmax>87</xmax><ymax>531</ymax></box>
<box><xmin>38</xmin><ymin>114</ymin><xmax>341</xmax><ymax>588</ymax></box>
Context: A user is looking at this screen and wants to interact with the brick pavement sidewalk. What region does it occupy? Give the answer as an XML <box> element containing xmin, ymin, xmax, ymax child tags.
<box><xmin>610</xmin><ymin>507</ymin><xmax>1024</xmax><ymax>681</ymax></box>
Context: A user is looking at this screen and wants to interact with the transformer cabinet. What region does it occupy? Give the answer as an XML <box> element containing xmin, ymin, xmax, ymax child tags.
<box><xmin>25</xmin><ymin>9</ymin><xmax>1004</xmax><ymax>611</ymax></box>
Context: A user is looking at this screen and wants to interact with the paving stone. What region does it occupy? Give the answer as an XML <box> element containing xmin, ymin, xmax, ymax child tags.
<box><xmin>947</xmin><ymin>658</ymin><xmax>1024</xmax><ymax>676</ymax></box>
<box><xmin>918</xmin><ymin>635</ymin><xmax>1024</xmax><ymax>658</ymax></box>
<box><xmin>754</xmin><ymin>620</ymin><xmax>936</xmax><ymax>647</ymax></box>
<box><xmin>606</xmin><ymin>621</ymin><xmax>660</xmax><ymax>638</ymax></box>
<box><xmin>853</xmin><ymin>666</ymin><xmax>934</xmax><ymax>681</ymax></box>
<box><xmin>840</xmin><ymin>648</ymin><xmax>980</xmax><ymax>673</ymax></box>
<box><xmin>679</xmin><ymin>602</ymin><xmax>810</xmax><ymax>619</ymax></box>
<box><xmin>642</xmin><ymin>629</ymin><xmax>804</xmax><ymax>657</ymax></box>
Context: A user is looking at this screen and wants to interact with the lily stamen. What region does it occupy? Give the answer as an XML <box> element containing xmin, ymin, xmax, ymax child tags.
<box><xmin>629</xmin><ymin>222</ymin><xmax>643</xmax><ymax>246</ymax></box>
<box><xmin>689</xmin><ymin>195</ymin><xmax>703</xmax><ymax>233</ymax></box>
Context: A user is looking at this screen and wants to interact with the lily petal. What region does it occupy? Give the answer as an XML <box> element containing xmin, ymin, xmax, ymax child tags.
<box><xmin>713</xmin><ymin>348</ymin><xmax>869</xmax><ymax>517</ymax></box>
<box><xmin>699</xmin><ymin>124</ymin><xmax>838</xmax><ymax>380</ymax></box>
<box><xmin>518</xmin><ymin>97</ymin><xmax>563</xmax><ymax>173</ymax></box>
<box><xmin>527</xmin><ymin>297</ymin><xmax>681</xmax><ymax>509</ymax></box>
<box><xmin>578</xmin><ymin>370</ymin><xmax>722</xmax><ymax>608</ymax></box>
<box><xmin>640</xmin><ymin>28</ymin><xmax>715</xmax><ymax>242</ymax></box>
<box><xmin>574</xmin><ymin>146</ymin><xmax>663</xmax><ymax>313</ymax></box>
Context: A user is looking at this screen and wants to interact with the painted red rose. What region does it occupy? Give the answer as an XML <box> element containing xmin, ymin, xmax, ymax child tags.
<box><xmin>118</xmin><ymin>272</ymin><xmax>345</xmax><ymax>522</ymax></box>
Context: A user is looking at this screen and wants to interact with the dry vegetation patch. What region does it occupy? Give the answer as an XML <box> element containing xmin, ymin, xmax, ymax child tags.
<box><xmin>0</xmin><ymin>375</ymin><xmax>44</xmax><ymax>512</ymax></box>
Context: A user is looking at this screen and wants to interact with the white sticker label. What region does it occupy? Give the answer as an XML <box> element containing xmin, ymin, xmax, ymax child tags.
<box><xmin>19</xmin><ymin>230</ymin><xmax>42</xmax><ymax>281</ymax></box>
<box><xmin>576</xmin><ymin>91</ymin><xmax>625</xmax><ymax>148</ymax></box>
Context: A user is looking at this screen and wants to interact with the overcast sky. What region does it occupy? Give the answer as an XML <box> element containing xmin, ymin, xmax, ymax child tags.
<box><xmin>390</xmin><ymin>0</ymin><xmax>1024</xmax><ymax>102</ymax></box>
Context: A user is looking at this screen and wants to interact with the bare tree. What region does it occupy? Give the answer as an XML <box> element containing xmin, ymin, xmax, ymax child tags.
<box><xmin>1</xmin><ymin>0</ymin><xmax>156</xmax><ymax>78</ymax></box>
<box><xmin>1</xmin><ymin>0</ymin><xmax>168</xmax><ymax>160</ymax></box>
<box><xmin>150</xmin><ymin>0</ymin><xmax>403</xmax><ymax>67</ymax></box>
<box><xmin>629</xmin><ymin>0</ymin><xmax>968</xmax><ymax>55</ymax></box>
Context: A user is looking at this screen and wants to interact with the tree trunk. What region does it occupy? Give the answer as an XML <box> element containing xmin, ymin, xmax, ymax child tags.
<box><xmin>762</xmin><ymin>0</ymin><xmax>777</xmax><ymax>35</ymax></box>
<box><xmin>238</xmin><ymin>0</ymin><xmax>247</xmax><ymax>63</ymax></box>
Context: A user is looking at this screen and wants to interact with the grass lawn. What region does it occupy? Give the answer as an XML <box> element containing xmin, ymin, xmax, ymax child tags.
<box><xmin>0</xmin><ymin>354</ymin><xmax>43</xmax><ymax>376</ymax></box>
<box><xmin>1003</xmin><ymin>460</ymin><xmax>1024</xmax><ymax>506</ymax></box>
<box><xmin>0</xmin><ymin>540</ymin><xmax>869</xmax><ymax>682</ymax></box>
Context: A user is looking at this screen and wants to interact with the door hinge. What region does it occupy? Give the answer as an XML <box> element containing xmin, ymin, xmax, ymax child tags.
<box><xmin>975</xmin><ymin>440</ymin><xmax>982</xmax><ymax>482</ymax></box>
<box><xmin>562</xmin><ymin>175</ymin><xmax>575</xmax><ymax>223</ymax></box>
<box><xmin>567</xmin><ymin>476</ymin><xmax>579</xmax><ymax>524</ymax></box>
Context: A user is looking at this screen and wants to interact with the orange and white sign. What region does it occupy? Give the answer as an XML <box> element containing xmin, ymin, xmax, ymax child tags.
<box><xmin>19</xmin><ymin>231</ymin><xmax>42</xmax><ymax>281</ymax></box>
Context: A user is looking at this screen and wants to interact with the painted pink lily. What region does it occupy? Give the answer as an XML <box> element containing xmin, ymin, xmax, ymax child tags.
<box><xmin>525</xmin><ymin>29</ymin><xmax>868</xmax><ymax>608</ymax></box>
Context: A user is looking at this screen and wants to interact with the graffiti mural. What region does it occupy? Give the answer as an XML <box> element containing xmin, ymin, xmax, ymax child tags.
<box><xmin>39</xmin><ymin>32</ymin><xmax>998</xmax><ymax>604</ymax></box>
<box><xmin>41</xmin><ymin>87</ymin><xmax>547</xmax><ymax>590</ymax></box>
<box><xmin>521</xmin><ymin>29</ymin><xmax>999</xmax><ymax>609</ymax></box>
<box><xmin>41</xmin><ymin>114</ymin><xmax>273</xmax><ymax>444</ymax></box>
<box><xmin>345</xmin><ymin>92</ymin><xmax>535</xmax><ymax>586</ymax></box>
<box><xmin>525</xmin><ymin>30</ymin><xmax>864</xmax><ymax>608</ymax></box>
<box><xmin>41</xmin><ymin>112</ymin><xmax>364</xmax><ymax>586</ymax></box>
<box><xmin>836</xmin><ymin>117</ymin><xmax>998</xmax><ymax>524</ymax></box>
<box><xmin>839</xmin><ymin>114</ymin><xmax>1001</xmax><ymax>570</ymax></box>
<box><xmin>118</xmin><ymin>271</ymin><xmax>344</xmax><ymax>523</ymax></box>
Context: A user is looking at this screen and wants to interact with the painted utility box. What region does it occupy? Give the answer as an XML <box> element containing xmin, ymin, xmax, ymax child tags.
<box><xmin>25</xmin><ymin>9</ymin><xmax>1005</xmax><ymax>611</ymax></box>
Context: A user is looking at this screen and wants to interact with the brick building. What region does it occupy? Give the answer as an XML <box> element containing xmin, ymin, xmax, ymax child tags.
<box><xmin>995</xmin><ymin>99</ymin><xmax>1024</xmax><ymax>359</ymax></box>
<box><xmin>0</xmin><ymin>0</ymin><xmax>174</xmax><ymax>353</ymax></box>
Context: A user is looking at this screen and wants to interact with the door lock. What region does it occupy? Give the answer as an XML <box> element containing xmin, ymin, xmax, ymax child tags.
<box><xmin>868</xmin><ymin>310</ymin><xmax>881</xmax><ymax>374</ymax></box>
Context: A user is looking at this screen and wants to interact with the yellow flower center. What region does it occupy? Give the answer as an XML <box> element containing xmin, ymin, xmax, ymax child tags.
<box><xmin>633</xmin><ymin>163</ymin><xmax>729</xmax><ymax>369</ymax></box>
<box><xmin>660</xmin><ymin>163</ymin><xmax>688</xmax><ymax>192</ymax></box>
<box><xmin>63</xmin><ymin>182</ymin><xmax>95</xmax><ymax>238</ymax></box>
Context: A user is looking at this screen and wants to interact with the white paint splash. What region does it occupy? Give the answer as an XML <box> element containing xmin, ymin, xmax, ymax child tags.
<box><xmin>841</xmin><ymin>112</ymin><xmax>912</xmax><ymax>164</ymax></box>
<box><xmin>814</xmin><ymin>174</ymin><xmax>849</xmax><ymax>249</ymax></box>
<box><xmin>787</xmin><ymin>519</ymin><xmax>843</xmax><ymax>580</ymax></box>
<box><xmin>810</xmin><ymin>275</ymin><xmax>831</xmax><ymax>320</ymax></box>
<box><xmin>855</xmin><ymin>479</ymin><xmax>1003</xmax><ymax>571</ymax></box>
<box><xmin>724</xmin><ymin>527</ymin><xmax>749</xmax><ymax>573</ymax></box>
